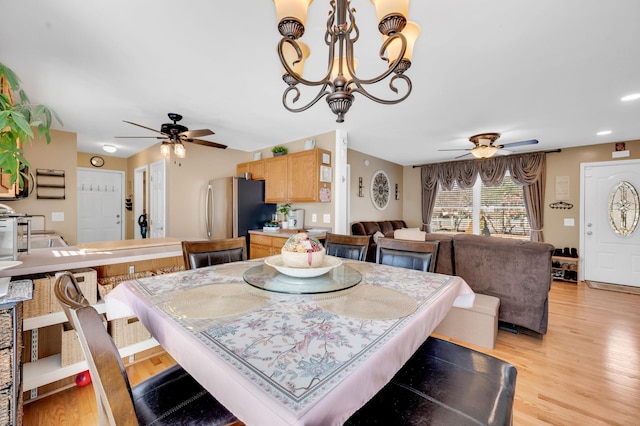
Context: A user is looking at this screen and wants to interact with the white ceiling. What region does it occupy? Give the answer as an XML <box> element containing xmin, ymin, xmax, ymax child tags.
<box><xmin>2</xmin><ymin>0</ymin><xmax>639</xmax><ymax>165</ymax></box>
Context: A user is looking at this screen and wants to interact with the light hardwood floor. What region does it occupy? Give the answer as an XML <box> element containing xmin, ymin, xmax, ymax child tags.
<box><xmin>23</xmin><ymin>281</ymin><xmax>640</xmax><ymax>425</ymax></box>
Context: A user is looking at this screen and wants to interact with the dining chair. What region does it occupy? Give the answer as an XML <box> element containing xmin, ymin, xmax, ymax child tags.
<box><xmin>53</xmin><ymin>271</ymin><xmax>239</xmax><ymax>426</ymax></box>
<box><xmin>376</xmin><ymin>237</ymin><xmax>440</xmax><ymax>273</ymax></box>
<box><xmin>182</xmin><ymin>237</ymin><xmax>247</xmax><ymax>270</ymax></box>
<box><xmin>324</xmin><ymin>233</ymin><xmax>370</xmax><ymax>261</ymax></box>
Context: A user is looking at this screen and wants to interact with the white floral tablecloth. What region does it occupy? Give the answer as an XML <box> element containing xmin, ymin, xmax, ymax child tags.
<box><xmin>105</xmin><ymin>259</ymin><xmax>473</xmax><ymax>426</ymax></box>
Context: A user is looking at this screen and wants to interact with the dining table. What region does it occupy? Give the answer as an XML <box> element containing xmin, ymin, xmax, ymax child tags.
<box><xmin>105</xmin><ymin>257</ymin><xmax>474</xmax><ymax>426</ymax></box>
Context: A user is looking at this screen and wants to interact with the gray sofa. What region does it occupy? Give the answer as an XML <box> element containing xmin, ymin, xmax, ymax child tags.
<box><xmin>451</xmin><ymin>234</ymin><xmax>554</xmax><ymax>335</ymax></box>
<box><xmin>351</xmin><ymin>223</ymin><xmax>554</xmax><ymax>334</ymax></box>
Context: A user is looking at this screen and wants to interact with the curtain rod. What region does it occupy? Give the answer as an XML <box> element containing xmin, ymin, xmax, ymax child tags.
<box><xmin>411</xmin><ymin>149</ymin><xmax>562</xmax><ymax>168</ymax></box>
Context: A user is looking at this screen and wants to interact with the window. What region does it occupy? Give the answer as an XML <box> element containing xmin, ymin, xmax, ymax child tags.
<box><xmin>431</xmin><ymin>174</ymin><xmax>530</xmax><ymax>238</ymax></box>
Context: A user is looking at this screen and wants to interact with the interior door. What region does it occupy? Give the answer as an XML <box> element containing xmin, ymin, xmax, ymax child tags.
<box><xmin>77</xmin><ymin>168</ymin><xmax>124</xmax><ymax>243</ymax></box>
<box><xmin>149</xmin><ymin>160</ymin><xmax>166</xmax><ymax>238</ymax></box>
<box><xmin>581</xmin><ymin>159</ymin><xmax>640</xmax><ymax>286</ymax></box>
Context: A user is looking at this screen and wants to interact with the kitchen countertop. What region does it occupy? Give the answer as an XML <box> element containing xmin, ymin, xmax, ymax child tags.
<box><xmin>0</xmin><ymin>239</ymin><xmax>183</xmax><ymax>277</ymax></box>
<box><xmin>248</xmin><ymin>229</ymin><xmax>328</xmax><ymax>238</ymax></box>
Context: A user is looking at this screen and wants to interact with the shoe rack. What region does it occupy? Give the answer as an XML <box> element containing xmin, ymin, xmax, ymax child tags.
<box><xmin>552</xmin><ymin>248</ymin><xmax>579</xmax><ymax>283</ymax></box>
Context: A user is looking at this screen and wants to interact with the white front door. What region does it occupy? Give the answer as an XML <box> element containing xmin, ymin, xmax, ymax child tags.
<box><xmin>581</xmin><ymin>159</ymin><xmax>640</xmax><ymax>286</ymax></box>
<box><xmin>77</xmin><ymin>168</ymin><xmax>124</xmax><ymax>243</ymax></box>
<box><xmin>149</xmin><ymin>160</ymin><xmax>166</xmax><ymax>238</ymax></box>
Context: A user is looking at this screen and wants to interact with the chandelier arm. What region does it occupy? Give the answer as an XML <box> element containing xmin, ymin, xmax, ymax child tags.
<box><xmin>346</xmin><ymin>3</ymin><xmax>359</xmax><ymax>44</ymax></box>
<box><xmin>278</xmin><ymin>39</ymin><xmax>333</xmax><ymax>87</ymax></box>
<box><xmin>283</xmin><ymin>84</ymin><xmax>333</xmax><ymax>113</ymax></box>
<box><xmin>346</xmin><ymin>33</ymin><xmax>407</xmax><ymax>87</ymax></box>
<box><xmin>350</xmin><ymin>74</ymin><xmax>412</xmax><ymax>105</ymax></box>
<box><xmin>325</xmin><ymin>1</ymin><xmax>336</xmax><ymax>45</ymax></box>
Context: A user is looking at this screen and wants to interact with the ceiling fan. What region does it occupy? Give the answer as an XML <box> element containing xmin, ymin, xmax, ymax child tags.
<box><xmin>439</xmin><ymin>133</ymin><xmax>538</xmax><ymax>159</ymax></box>
<box><xmin>116</xmin><ymin>113</ymin><xmax>227</xmax><ymax>157</ymax></box>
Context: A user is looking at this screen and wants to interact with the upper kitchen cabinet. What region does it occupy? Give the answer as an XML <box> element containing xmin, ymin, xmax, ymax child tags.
<box><xmin>264</xmin><ymin>148</ymin><xmax>332</xmax><ymax>203</ymax></box>
<box><xmin>236</xmin><ymin>159</ymin><xmax>265</xmax><ymax>180</ymax></box>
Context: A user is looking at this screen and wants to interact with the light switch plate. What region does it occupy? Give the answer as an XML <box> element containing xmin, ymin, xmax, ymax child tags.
<box><xmin>51</xmin><ymin>212</ymin><xmax>64</xmax><ymax>222</ymax></box>
<box><xmin>311</xmin><ymin>213</ymin><xmax>317</xmax><ymax>223</ymax></box>
<box><xmin>564</xmin><ymin>218</ymin><xmax>575</xmax><ymax>226</ymax></box>
<box><xmin>323</xmin><ymin>214</ymin><xmax>331</xmax><ymax>224</ymax></box>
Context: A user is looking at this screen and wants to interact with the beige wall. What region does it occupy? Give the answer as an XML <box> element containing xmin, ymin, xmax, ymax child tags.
<box><xmin>10</xmin><ymin>129</ymin><xmax>79</xmax><ymax>244</ymax></box>
<box><xmin>126</xmin><ymin>143</ymin><xmax>253</xmax><ymax>239</ymax></box>
<box><xmin>544</xmin><ymin>139</ymin><xmax>640</xmax><ymax>249</ymax></box>
<box><xmin>347</xmin><ymin>149</ymin><xmax>404</xmax><ymax>228</ymax></box>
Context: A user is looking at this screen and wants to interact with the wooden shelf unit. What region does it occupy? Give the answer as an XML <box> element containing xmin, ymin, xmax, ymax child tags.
<box><xmin>552</xmin><ymin>255</ymin><xmax>579</xmax><ymax>283</ymax></box>
<box><xmin>36</xmin><ymin>169</ymin><xmax>66</xmax><ymax>200</ymax></box>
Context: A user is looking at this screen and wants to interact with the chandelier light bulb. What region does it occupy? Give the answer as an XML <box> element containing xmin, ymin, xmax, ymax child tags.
<box><xmin>174</xmin><ymin>143</ymin><xmax>186</xmax><ymax>158</ymax></box>
<box><xmin>160</xmin><ymin>143</ymin><xmax>171</xmax><ymax>157</ymax></box>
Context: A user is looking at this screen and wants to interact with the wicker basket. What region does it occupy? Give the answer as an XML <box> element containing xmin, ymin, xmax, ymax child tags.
<box><xmin>49</xmin><ymin>268</ymin><xmax>98</xmax><ymax>314</ymax></box>
<box><xmin>98</xmin><ymin>271</ymin><xmax>155</xmax><ymax>300</ymax></box>
<box><xmin>60</xmin><ymin>316</ymin><xmax>106</xmax><ymax>367</ymax></box>
<box><xmin>109</xmin><ymin>316</ymin><xmax>151</xmax><ymax>349</ymax></box>
<box><xmin>154</xmin><ymin>265</ymin><xmax>185</xmax><ymax>275</ymax></box>
<box><xmin>0</xmin><ymin>308</ymin><xmax>13</xmax><ymax>352</ymax></box>
<box><xmin>22</xmin><ymin>274</ymin><xmax>53</xmax><ymax>318</ymax></box>
<box><xmin>0</xmin><ymin>347</ymin><xmax>11</xmax><ymax>390</ymax></box>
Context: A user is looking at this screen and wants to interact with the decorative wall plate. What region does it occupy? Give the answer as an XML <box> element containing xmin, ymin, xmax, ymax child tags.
<box><xmin>371</xmin><ymin>170</ymin><xmax>390</xmax><ymax>210</ymax></box>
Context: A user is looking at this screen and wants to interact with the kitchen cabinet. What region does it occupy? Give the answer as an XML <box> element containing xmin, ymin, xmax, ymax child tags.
<box><xmin>264</xmin><ymin>148</ymin><xmax>332</xmax><ymax>203</ymax></box>
<box><xmin>236</xmin><ymin>159</ymin><xmax>265</xmax><ymax>180</ymax></box>
<box><xmin>249</xmin><ymin>233</ymin><xmax>288</xmax><ymax>259</ymax></box>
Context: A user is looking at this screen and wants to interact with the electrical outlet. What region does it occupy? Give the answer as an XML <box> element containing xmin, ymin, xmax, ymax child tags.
<box><xmin>129</xmin><ymin>265</ymin><xmax>135</xmax><ymax>274</ymax></box>
<box><xmin>323</xmin><ymin>213</ymin><xmax>331</xmax><ymax>224</ymax></box>
<box><xmin>311</xmin><ymin>213</ymin><xmax>317</xmax><ymax>223</ymax></box>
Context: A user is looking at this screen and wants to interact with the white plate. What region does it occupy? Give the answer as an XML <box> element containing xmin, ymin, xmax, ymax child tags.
<box><xmin>0</xmin><ymin>260</ymin><xmax>22</xmax><ymax>271</ymax></box>
<box><xmin>265</xmin><ymin>255</ymin><xmax>342</xmax><ymax>278</ymax></box>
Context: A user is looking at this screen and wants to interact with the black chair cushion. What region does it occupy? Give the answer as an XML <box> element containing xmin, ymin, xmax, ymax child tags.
<box><xmin>345</xmin><ymin>337</ymin><xmax>517</xmax><ymax>426</ymax></box>
<box><xmin>379</xmin><ymin>248</ymin><xmax>432</xmax><ymax>272</ymax></box>
<box><xmin>133</xmin><ymin>364</ymin><xmax>237</xmax><ymax>426</ymax></box>
<box><xmin>187</xmin><ymin>247</ymin><xmax>244</xmax><ymax>269</ymax></box>
<box><xmin>325</xmin><ymin>243</ymin><xmax>367</xmax><ymax>261</ymax></box>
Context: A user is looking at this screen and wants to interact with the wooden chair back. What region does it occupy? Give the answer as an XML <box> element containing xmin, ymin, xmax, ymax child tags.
<box><xmin>324</xmin><ymin>233</ymin><xmax>370</xmax><ymax>261</ymax></box>
<box><xmin>182</xmin><ymin>237</ymin><xmax>247</xmax><ymax>270</ymax></box>
<box><xmin>54</xmin><ymin>271</ymin><xmax>138</xmax><ymax>426</ymax></box>
<box><xmin>376</xmin><ymin>238</ymin><xmax>440</xmax><ymax>273</ymax></box>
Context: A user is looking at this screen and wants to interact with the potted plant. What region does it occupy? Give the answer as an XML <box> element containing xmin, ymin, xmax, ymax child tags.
<box><xmin>272</xmin><ymin>145</ymin><xmax>288</xmax><ymax>156</ymax></box>
<box><xmin>277</xmin><ymin>203</ymin><xmax>291</xmax><ymax>220</ymax></box>
<box><xmin>0</xmin><ymin>62</ymin><xmax>62</xmax><ymax>188</ymax></box>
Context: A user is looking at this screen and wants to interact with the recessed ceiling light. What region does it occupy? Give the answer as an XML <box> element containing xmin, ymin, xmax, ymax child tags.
<box><xmin>621</xmin><ymin>93</ymin><xmax>640</xmax><ymax>102</ymax></box>
<box><xmin>596</xmin><ymin>130</ymin><xmax>612</xmax><ymax>136</ymax></box>
<box><xmin>102</xmin><ymin>144</ymin><xmax>117</xmax><ymax>153</ymax></box>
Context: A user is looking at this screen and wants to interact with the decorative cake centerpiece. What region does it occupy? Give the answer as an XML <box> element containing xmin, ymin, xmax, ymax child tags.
<box><xmin>281</xmin><ymin>232</ymin><xmax>325</xmax><ymax>268</ymax></box>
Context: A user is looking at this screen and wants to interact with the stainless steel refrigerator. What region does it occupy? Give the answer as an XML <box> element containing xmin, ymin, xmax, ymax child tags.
<box><xmin>206</xmin><ymin>177</ymin><xmax>277</xmax><ymax>254</ymax></box>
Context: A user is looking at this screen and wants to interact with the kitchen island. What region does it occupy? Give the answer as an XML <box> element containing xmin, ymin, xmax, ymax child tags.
<box><xmin>1</xmin><ymin>238</ymin><xmax>184</xmax><ymax>403</ymax></box>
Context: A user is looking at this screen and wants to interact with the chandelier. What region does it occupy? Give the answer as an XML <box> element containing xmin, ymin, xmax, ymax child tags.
<box><xmin>273</xmin><ymin>0</ymin><xmax>420</xmax><ymax>123</ymax></box>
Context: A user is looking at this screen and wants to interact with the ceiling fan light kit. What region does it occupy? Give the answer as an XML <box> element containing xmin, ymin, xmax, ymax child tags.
<box><xmin>116</xmin><ymin>113</ymin><xmax>227</xmax><ymax>158</ymax></box>
<box><xmin>273</xmin><ymin>0</ymin><xmax>420</xmax><ymax>123</ymax></box>
<box><xmin>439</xmin><ymin>132</ymin><xmax>539</xmax><ymax>160</ymax></box>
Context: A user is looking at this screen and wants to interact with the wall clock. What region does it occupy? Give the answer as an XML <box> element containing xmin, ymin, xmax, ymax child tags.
<box><xmin>371</xmin><ymin>170</ymin><xmax>390</xmax><ymax>210</ymax></box>
<box><xmin>90</xmin><ymin>156</ymin><xmax>105</xmax><ymax>167</ymax></box>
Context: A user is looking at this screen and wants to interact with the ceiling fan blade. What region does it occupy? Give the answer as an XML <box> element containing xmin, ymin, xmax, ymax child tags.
<box><xmin>186</xmin><ymin>138</ymin><xmax>228</xmax><ymax>149</ymax></box>
<box><xmin>123</xmin><ymin>120</ymin><xmax>166</xmax><ymax>135</ymax></box>
<box><xmin>181</xmin><ymin>129</ymin><xmax>214</xmax><ymax>138</ymax></box>
<box><xmin>115</xmin><ymin>136</ymin><xmax>166</xmax><ymax>139</ymax></box>
<box><xmin>438</xmin><ymin>149</ymin><xmax>471</xmax><ymax>152</ymax></box>
<box><xmin>496</xmin><ymin>149</ymin><xmax>513</xmax><ymax>156</ymax></box>
<box><xmin>499</xmin><ymin>139</ymin><xmax>539</xmax><ymax>149</ymax></box>
<box><xmin>455</xmin><ymin>153</ymin><xmax>473</xmax><ymax>159</ymax></box>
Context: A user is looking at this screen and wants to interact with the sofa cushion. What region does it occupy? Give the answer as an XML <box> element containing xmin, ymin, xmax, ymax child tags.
<box><xmin>394</xmin><ymin>228</ymin><xmax>426</xmax><ymax>241</ymax></box>
<box><xmin>378</xmin><ymin>221</ymin><xmax>395</xmax><ymax>234</ymax></box>
<box><xmin>362</xmin><ymin>221</ymin><xmax>383</xmax><ymax>236</ymax></box>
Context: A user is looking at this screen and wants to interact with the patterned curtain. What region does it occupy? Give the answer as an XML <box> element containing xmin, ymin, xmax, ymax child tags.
<box><xmin>420</xmin><ymin>152</ymin><xmax>546</xmax><ymax>241</ymax></box>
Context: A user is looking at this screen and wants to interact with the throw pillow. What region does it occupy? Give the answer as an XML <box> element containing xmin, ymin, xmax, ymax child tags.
<box><xmin>394</xmin><ymin>228</ymin><xmax>426</xmax><ymax>241</ymax></box>
<box><xmin>372</xmin><ymin>231</ymin><xmax>385</xmax><ymax>244</ymax></box>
